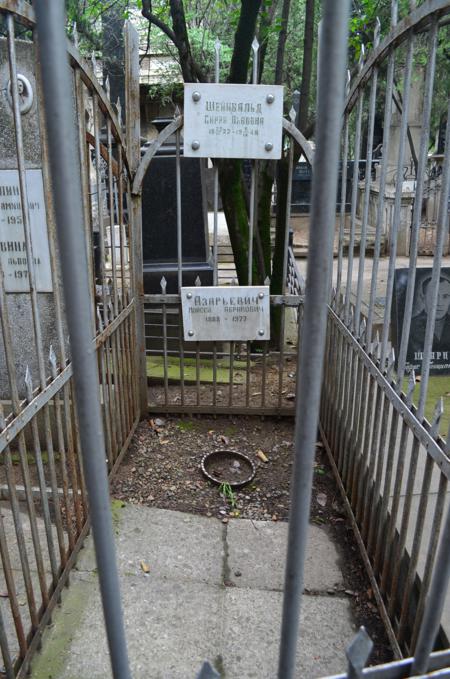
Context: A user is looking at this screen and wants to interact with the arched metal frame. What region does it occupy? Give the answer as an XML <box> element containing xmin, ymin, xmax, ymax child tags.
<box><xmin>321</xmin><ymin>0</ymin><xmax>450</xmax><ymax>661</ymax></box>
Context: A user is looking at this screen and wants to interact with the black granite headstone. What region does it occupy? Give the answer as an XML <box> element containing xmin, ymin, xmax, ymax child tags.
<box><xmin>392</xmin><ymin>267</ymin><xmax>450</xmax><ymax>375</ymax></box>
<box><xmin>141</xmin><ymin>119</ymin><xmax>213</xmax><ymax>293</ymax></box>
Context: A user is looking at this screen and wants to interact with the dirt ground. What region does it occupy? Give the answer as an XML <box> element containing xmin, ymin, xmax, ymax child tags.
<box><xmin>112</xmin><ymin>414</ymin><xmax>393</xmax><ymax>665</ymax></box>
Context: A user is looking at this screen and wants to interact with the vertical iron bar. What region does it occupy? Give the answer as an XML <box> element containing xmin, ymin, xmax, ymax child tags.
<box><xmin>380</xmin><ymin>34</ymin><xmax>415</xmax><ymax>365</ymax></box>
<box><xmin>34</xmin><ymin>3</ymin><xmax>132</xmax><ymax>677</ymax></box>
<box><xmin>344</xmin><ymin>78</ymin><xmax>364</xmax><ymax>326</ymax></box>
<box><xmin>412</xmin><ymin>482</ymin><xmax>450</xmax><ymax>674</ymax></box>
<box><xmin>176</xmin><ymin>127</ymin><xmax>183</xmax><ymax>292</ymax></box>
<box><xmin>336</xmin><ymin>104</ymin><xmax>349</xmax><ymax>297</ymax></box>
<box><xmin>417</xmin><ymin>99</ymin><xmax>450</xmax><ymax>417</ymax></box>
<box><xmin>277</xmin><ymin>4</ymin><xmax>349</xmax><ymax>676</ymax></box>
<box><xmin>354</xmin><ymin>22</ymin><xmax>380</xmax><ymax>329</ymax></box>
<box><xmin>366</xmin><ymin>47</ymin><xmax>395</xmax><ymax>342</ymax></box>
<box><xmin>213</xmin><ymin>40</ymin><xmax>220</xmax><ymax>286</ymax></box>
<box><xmin>410</xmin><ymin>474</ymin><xmax>447</xmax><ymax>651</ymax></box>
<box><xmin>396</xmin><ymin>20</ymin><xmax>438</xmax><ymax>384</ymax></box>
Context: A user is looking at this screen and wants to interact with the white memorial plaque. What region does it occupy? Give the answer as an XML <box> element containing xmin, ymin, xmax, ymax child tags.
<box><xmin>0</xmin><ymin>169</ymin><xmax>52</xmax><ymax>292</ymax></box>
<box><xmin>181</xmin><ymin>286</ymin><xmax>270</xmax><ymax>342</ymax></box>
<box><xmin>184</xmin><ymin>83</ymin><xmax>283</xmax><ymax>159</ymax></box>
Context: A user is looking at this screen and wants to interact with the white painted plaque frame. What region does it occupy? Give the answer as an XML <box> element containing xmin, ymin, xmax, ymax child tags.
<box><xmin>184</xmin><ymin>83</ymin><xmax>283</xmax><ymax>160</ymax></box>
<box><xmin>181</xmin><ymin>286</ymin><xmax>270</xmax><ymax>342</ymax></box>
<box><xmin>0</xmin><ymin>169</ymin><xmax>52</xmax><ymax>292</ymax></box>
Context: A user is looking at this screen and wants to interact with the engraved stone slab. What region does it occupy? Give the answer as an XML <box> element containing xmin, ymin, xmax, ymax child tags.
<box><xmin>184</xmin><ymin>84</ymin><xmax>283</xmax><ymax>159</ymax></box>
<box><xmin>181</xmin><ymin>286</ymin><xmax>270</xmax><ymax>341</ymax></box>
<box><xmin>392</xmin><ymin>267</ymin><xmax>450</xmax><ymax>375</ymax></box>
<box><xmin>0</xmin><ymin>169</ymin><xmax>52</xmax><ymax>292</ymax></box>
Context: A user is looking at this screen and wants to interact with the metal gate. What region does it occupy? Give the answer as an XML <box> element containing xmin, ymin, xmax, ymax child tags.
<box><xmin>2</xmin><ymin>1</ymin><xmax>450</xmax><ymax>678</ymax></box>
<box><xmin>321</xmin><ymin>0</ymin><xmax>450</xmax><ymax>669</ymax></box>
<box><xmin>0</xmin><ymin>3</ymin><xmax>140</xmax><ymax>676</ymax></box>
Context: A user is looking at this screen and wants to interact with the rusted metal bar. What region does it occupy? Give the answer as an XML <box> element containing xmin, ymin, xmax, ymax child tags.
<box><xmin>34</xmin><ymin>3</ymin><xmax>132</xmax><ymax>676</ymax></box>
<box><xmin>277</xmin><ymin>3</ymin><xmax>350</xmax><ymax>675</ymax></box>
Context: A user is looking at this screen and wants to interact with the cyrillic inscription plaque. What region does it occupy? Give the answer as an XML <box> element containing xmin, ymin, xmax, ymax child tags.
<box><xmin>181</xmin><ymin>286</ymin><xmax>270</xmax><ymax>341</ymax></box>
<box><xmin>184</xmin><ymin>83</ymin><xmax>283</xmax><ymax>159</ymax></box>
<box><xmin>0</xmin><ymin>169</ymin><xmax>52</xmax><ymax>292</ymax></box>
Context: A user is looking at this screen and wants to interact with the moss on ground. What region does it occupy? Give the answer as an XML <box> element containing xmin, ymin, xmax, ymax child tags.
<box><xmin>409</xmin><ymin>375</ymin><xmax>450</xmax><ymax>437</ymax></box>
<box><xmin>146</xmin><ymin>355</ymin><xmax>249</xmax><ymax>385</ymax></box>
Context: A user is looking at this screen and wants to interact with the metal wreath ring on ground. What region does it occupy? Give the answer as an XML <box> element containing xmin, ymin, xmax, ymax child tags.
<box><xmin>201</xmin><ymin>449</ymin><xmax>256</xmax><ymax>488</ymax></box>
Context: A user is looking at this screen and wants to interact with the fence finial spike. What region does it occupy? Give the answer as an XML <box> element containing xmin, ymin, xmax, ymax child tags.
<box><xmin>358</xmin><ymin>45</ymin><xmax>365</xmax><ymax>72</ymax></box>
<box><xmin>215</xmin><ymin>38</ymin><xmax>221</xmax><ymax>54</ymax></box>
<box><xmin>72</xmin><ymin>22</ymin><xmax>79</xmax><ymax>49</ymax></box>
<box><xmin>24</xmin><ymin>366</ymin><xmax>33</xmax><ymax>400</ymax></box>
<box><xmin>195</xmin><ymin>275</ymin><xmax>202</xmax><ymax>287</ymax></box>
<box><xmin>116</xmin><ymin>97</ymin><xmax>122</xmax><ymax>127</ymax></box>
<box><xmin>387</xmin><ymin>347</ymin><xmax>395</xmax><ymax>379</ymax></box>
<box><xmin>105</xmin><ymin>75</ymin><xmax>110</xmax><ymax>97</ymax></box>
<box><xmin>196</xmin><ymin>660</ymin><xmax>220</xmax><ymax>679</ymax></box>
<box><xmin>231</xmin><ymin>278</ymin><xmax>238</xmax><ymax>286</ymax></box>
<box><xmin>49</xmin><ymin>345</ymin><xmax>57</xmax><ymax>370</ymax></box>
<box><xmin>96</xmin><ymin>304</ymin><xmax>104</xmax><ymax>332</ymax></box>
<box><xmin>391</xmin><ymin>0</ymin><xmax>398</xmax><ymax>27</ymax></box>
<box><xmin>174</xmin><ymin>104</ymin><xmax>181</xmax><ymax>118</ymax></box>
<box><xmin>252</xmin><ymin>37</ymin><xmax>260</xmax><ymax>53</ymax></box>
<box><xmin>406</xmin><ymin>369</ymin><xmax>416</xmax><ymax>406</ymax></box>
<box><xmin>359</xmin><ymin>317</ymin><xmax>366</xmax><ymax>342</ymax></box>
<box><xmin>374</xmin><ymin>17</ymin><xmax>381</xmax><ymax>47</ymax></box>
<box><xmin>431</xmin><ymin>397</ymin><xmax>444</xmax><ymax>438</ymax></box>
<box><xmin>160</xmin><ymin>276</ymin><xmax>167</xmax><ymax>294</ymax></box>
<box><xmin>264</xmin><ymin>276</ymin><xmax>270</xmax><ymax>286</ymax></box>
<box><xmin>346</xmin><ymin>627</ymin><xmax>373</xmax><ymax>678</ymax></box>
<box><xmin>289</xmin><ymin>106</ymin><xmax>296</xmax><ymax>123</ymax></box>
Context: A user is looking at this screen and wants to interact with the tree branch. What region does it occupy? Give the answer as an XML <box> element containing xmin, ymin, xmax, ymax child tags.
<box><xmin>142</xmin><ymin>0</ymin><xmax>178</xmax><ymax>47</ymax></box>
<box><xmin>169</xmin><ymin>0</ymin><xmax>206</xmax><ymax>82</ymax></box>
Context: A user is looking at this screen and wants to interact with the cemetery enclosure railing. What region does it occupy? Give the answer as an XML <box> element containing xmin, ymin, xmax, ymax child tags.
<box><xmin>0</xmin><ymin>4</ymin><xmax>141</xmax><ymax>677</ymax></box>
<box><xmin>133</xmin><ymin>112</ymin><xmax>310</xmax><ymax>416</ymax></box>
<box><xmin>320</xmin><ymin>0</ymin><xmax>450</xmax><ymax>663</ymax></box>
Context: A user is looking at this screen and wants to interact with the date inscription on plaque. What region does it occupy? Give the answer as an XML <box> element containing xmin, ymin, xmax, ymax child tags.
<box><xmin>181</xmin><ymin>286</ymin><xmax>270</xmax><ymax>342</ymax></box>
<box><xmin>0</xmin><ymin>169</ymin><xmax>52</xmax><ymax>292</ymax></box>
<box><xmin>184</xmin><ymin>83</ymin><xmax>283</xmax><ymax>160</ymax></box>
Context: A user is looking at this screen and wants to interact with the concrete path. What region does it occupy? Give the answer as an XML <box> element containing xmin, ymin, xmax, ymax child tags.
<box><xmin>30</xmin><ymin>504</ymin><xmax>356</xmax><ymax>679</ymax></box>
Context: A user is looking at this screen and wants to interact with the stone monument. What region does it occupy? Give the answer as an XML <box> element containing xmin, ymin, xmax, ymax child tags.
<box><xmin>391</xmin><ymin>267</ymin><xmax>450</xmax><ymax>375</ymax></box>
<box><xmin>0</xmin><ymin>38</ymin><xmax>62</xmax><ymax>400</ymax></box>
<box><xmin>141</xmin><ymin>118</ymin><xmax>214</xmax><ymax>294</ymax></box>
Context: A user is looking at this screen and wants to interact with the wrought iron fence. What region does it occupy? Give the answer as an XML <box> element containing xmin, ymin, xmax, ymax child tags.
<box><xmin>0</xmin><ymin>3</ymin><xmax>140</xmax><ymax>676</ymax></box>
<box><xmin>134</xmin><ymin>110</ymin><xmax>311</xmax><ymax>416</ymax></box>
<box><xmin>321</xmin><ymin>0</ymin><xmax>450</xmax><ymax>668</ymax></box>
<box><xmin>10</xmin><ymin>0</ymin><xmax>450</xmax><ymax>678</ymax></box>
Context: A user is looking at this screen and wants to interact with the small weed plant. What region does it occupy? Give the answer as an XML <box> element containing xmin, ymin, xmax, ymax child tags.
<box><xmin>219</xmin><ymin>482</ymin><xmax>237</xmax><ymax>509</ymax></box>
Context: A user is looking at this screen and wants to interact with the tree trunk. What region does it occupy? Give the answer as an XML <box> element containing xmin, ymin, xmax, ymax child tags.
<box><xmin>169</xmin><ymin>0</ymin><xmax>205</xmax><ymax>82</ymax></box>
<box><xmin>274</xmin><ymin>0</ymin><xmax>291</xmax><ymax>86</ymax></box>
<box><xmin>229</xmin><ymin>0</ymin><xmax>262</xmax><ymax>83</ymax></box>
<box><xmin>102</xmin><ymin>4</ymin><xmax>125</xmax><ymax>113</ymax></box>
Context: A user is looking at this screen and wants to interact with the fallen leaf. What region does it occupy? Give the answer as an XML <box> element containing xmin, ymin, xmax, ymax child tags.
<box><xmin>256</xmin><ymin>450</ymin><xmax>269</xmax><ymax>463</ymax></box>
<box><xmin>159</xmin><ymin>440</ymin><xmax>170</xmax><ymax>445</ymax></box>
<box><xmin>415</xmin><ymin>375</ymin><xmax>421</xmax><ymax>383</ymax></box>
<box><xmin>285</xmin><ymin>393</ymin><xmax>296</xmax><ymax>401</ymax></box>
<box><xmin>220</xmin><ymin>435</ymin><xmax>229</xmax><ymax>445</ymax></box>
<box><xmin>140</xmin><ymin>561</ymin><xmax>150</xmax><ymax>574</ymax></box>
